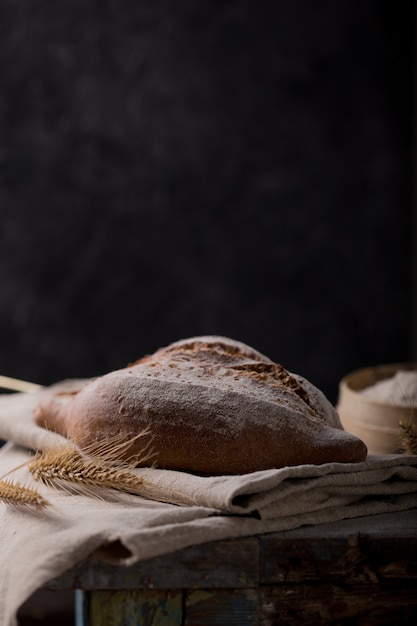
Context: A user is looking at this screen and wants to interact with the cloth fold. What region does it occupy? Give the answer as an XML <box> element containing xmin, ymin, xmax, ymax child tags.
<box><xmin>1</xmin><ymin>387</ymin><xmax>417</xmax><ymax>626</ymax></box>
<box><xmin>134</xmin><ymin>455</ymin><xmax>417</xmax><ymax>519</ymax></box>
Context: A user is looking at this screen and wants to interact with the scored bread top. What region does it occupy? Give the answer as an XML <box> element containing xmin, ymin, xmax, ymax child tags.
<box><xmin>34</xmin><ymin>336</ymin><xmax>367</xmax><ymax>474</ymax></box>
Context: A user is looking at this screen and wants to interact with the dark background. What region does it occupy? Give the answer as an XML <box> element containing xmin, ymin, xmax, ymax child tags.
<box><xmin>0</xmin><ymin>0</ymin><xmax>414</xmax><ymax>405</ymax></box>
<box><xmin>0</xmin><ymin>2</ymin><xmax>415</xmax><ymax>623</ymax></box>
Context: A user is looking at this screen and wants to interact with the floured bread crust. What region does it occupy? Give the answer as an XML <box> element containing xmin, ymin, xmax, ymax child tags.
<box><xmin>34</xmin><ymin>336</ymin><xmax>367</xmax><ymax>474</ymax></box>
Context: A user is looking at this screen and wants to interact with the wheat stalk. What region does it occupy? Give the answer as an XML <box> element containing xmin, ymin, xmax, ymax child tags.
<box><xmin>28</xmin><ymin>431</ymin><xmax>154</xmax><ymax>498</ymax></box>
<box><xmin>399</xmin><ymin>417</ymin><xmax>417</xmax><ymax>455</ymax></box>
<box><xmin>29</xmin><ymin>446</ymin><xmax>145</xmax><ymax>495</ymax></box>
<box><xmin>0</xmin><ymin>374</ymin><xmax>42</xmax><ymax>393</ymax></box>
<box><xmin>0</xmin><ymin>479</ymin><xmax>49</xmax><ymax>509</ymax></box>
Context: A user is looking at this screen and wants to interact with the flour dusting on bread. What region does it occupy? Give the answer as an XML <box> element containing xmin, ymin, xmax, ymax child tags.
<box><xmin>34</xmin><ymin>336</ymin><xmax>367</xmax><ymax>474</ymax></box>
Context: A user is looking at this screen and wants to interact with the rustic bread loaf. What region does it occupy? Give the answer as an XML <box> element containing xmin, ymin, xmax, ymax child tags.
<box><xmin>34</xmin><ymin>336</ymin><xmax>367</xmax><ymax>474</ymax></box>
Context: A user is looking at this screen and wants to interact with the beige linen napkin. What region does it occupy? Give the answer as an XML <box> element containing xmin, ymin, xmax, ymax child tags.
<box><xmin>1</xmin><ymin>387</ymin><xmax>417</xmax><ymax>626</ymax></box>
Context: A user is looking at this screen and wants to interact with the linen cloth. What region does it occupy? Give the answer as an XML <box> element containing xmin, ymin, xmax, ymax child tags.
<box><xmin>1</xmin><ymin>387</ymin><xmax>417</xmax><ymax>626</ymax></box>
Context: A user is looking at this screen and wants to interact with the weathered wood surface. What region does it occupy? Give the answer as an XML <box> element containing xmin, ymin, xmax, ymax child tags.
<box><xmin>51</xmin><ymin>537</ymin><xmax>260</xmax><ymax>591</ymax></box>
<box><xmin>88</xmin><ymin>590</ymin><xmax>183</xmax><ymax>626</ymax></box>
<box><xmin>79</xmin><ymin>583</ymin><xmax>417</xmax><ymax>626</ymax></box>
<box><xmin>49</xmin><ymin>509</ymin><xmax>417</xmax><ymax>625</ymax></box>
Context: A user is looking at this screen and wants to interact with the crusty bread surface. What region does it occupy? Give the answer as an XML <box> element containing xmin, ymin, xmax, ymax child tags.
<box><xmin>34</xmin><ymin>336</ymin><xmax>367</xmax><ymax>474</ymax></box>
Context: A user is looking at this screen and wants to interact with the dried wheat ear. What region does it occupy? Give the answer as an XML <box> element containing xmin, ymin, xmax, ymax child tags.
<box><xmin>399</xmin><ymin>418</ymin><xmax>417</xmax><ymax>455</ymax></box>
<box><xmin>0</xmin><ymin>479</ymin><xmax>49</xmax><ymax>509</ymax></box>
<box><xmin>28</xmin><ymin>429</ymin><xmax>155</xmax><ymax>498</ymax></box>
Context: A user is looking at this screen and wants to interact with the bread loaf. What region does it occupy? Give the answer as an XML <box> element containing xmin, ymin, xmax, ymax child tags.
<box><xmin>34</xmin><ymin>336</ymin><xmax>367</xmax><ymax>474</ymax></box>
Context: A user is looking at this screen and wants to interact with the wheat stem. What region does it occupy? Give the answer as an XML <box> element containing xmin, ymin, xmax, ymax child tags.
<box><xmin>399</xmin><ymin>418</ymin><xmax>417</xmax><ymax>455</ymax></box>
<box><xmin>2</xmin><ymin>430</ymin><xmax>155</xmax><ymax>501</ymax></box>
<box><xmin>0</xmin><ymin>479</ymin><xmax>49</xmax><ymax>509</ymax></box>
<box><xmin>0</xmin><ymin>374</ymin><xmax>42</xmax><ymax>393</ymax></box>
<box><xmin>28</xmin><ymin>443</ymin><xmax>148</xmax><ymax>497</ymax></box>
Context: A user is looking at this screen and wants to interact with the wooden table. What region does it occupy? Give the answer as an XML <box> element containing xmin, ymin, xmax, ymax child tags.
<box><xmin>48</xmin><ymin>509</ymin><xmax>417</xmax><ymax>625</ymax></box>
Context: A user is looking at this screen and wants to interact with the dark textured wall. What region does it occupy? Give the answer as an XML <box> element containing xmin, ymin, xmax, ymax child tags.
<box><xmin>0</xmin><ymin>0</ymin><xmax>413</xmax><ymax>402</ymax></box>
